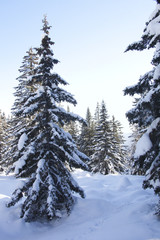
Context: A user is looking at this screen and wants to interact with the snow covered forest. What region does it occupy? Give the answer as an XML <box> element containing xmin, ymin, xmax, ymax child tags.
<box><xmin>0</xmin><ymin>1</ymin><xmax>160</xmax><ymax>239</ymax></box>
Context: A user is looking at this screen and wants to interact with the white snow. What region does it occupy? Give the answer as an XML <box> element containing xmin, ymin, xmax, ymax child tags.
<box><xmin>134</xmin><ymin>132</ymin><xmax>152</xmax><ymax>158</ymax></box>
<box><xmin>37</xmin><ymin>158</ymin><xmax>45</xmax><ymax>169</ymax></box>
<box><xmin>36</xmin><ymin>86</ymin><xmax>44</xmax><ymax>97</ymax></box>
<box><xmin>134</xmin><ymin>118</ymin><xmax>160</xmax><ymax>158</ymax></box>
<box><xmin>18</xmin><ymin>133</ymin><xmax>28</xmax><ymax>151</ymax></box>
<box><xmin>148</xmin><ymin>4</ymin><xmax>160</xmax><ymax>22</ymax></box>
<box><xmin>136</xmin><ymin>85</ymin><xmax>160</xmax><ymax>106</ymax></box>
<box><xmin>153</xmin><ymin>65</ymin><xmax>160</xmax><ymax>81</ymax></box>
<box><xmin>0</xmin><ymin>170</ymin><xmax>160</xmax><ymax>240</ymax></box>
<box><xmin>144</xmin><ymin>5</ymin><xmax>160</xmax><ymax>48</ymax></box>
<box><xmin>147</xmin><ymin>14</ymin><xmax>160</xmax><ymax>38</ymax></box>
<box><xmin>23</xmin><ymin>102</ymin><xmax>38</xmax><ymax>114</ymax></box>
<box><xmin>32</xmin><ymin>159</ymin><xmax>45</xmax><ymax>193</ymax></box>
<box><xmin>14</xmin><ymin>154</ymin><xmax>27</xmax><ymax>175</ymax></box>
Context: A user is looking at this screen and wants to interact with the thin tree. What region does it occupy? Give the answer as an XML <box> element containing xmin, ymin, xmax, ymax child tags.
<box><xmin>63</xmin><ymin>106</ymin><xmax>79</xmax><ymax>143</ymax></box>
<box><xmin>78</xmin><ymin>107</ymin><xmax>95</xmax><ymax>157</ymax></box>
<box><xmin>0</xmin><ymin>111</ymin><xmax>8</xmax><ymax>170</ymax></box>
<box><xmin>109</xmin><ymin>116</ymin><xmax>127</xmax><ymax>173</ymax></box>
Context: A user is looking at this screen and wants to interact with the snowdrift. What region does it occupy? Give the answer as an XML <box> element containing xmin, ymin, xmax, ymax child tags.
<box><xmin>0</xmin><ymin>170</ymin><xmax>160</xmax><ymax>240</ymax></box>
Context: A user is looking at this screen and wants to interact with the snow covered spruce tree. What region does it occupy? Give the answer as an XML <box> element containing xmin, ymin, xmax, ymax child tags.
<box><xmin>3</xmin><ymin>48</ymin><xmax>38</xmax><ymax>172</ymax></box>
<box><xmin>124</xmin><ymin>1</ymin><xmax>160</xmax><ymax>215</ymax></box>
<box><xmin>7</xmin><ymin>16</ymin><xmax>89</xmax><ymax>222</ymax></box>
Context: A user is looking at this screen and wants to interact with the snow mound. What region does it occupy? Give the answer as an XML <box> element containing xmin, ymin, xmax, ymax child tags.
<box><xmin>117</xmin><ymin>176</ymin><xmax>132</xmax><ymax>190</ymax></box>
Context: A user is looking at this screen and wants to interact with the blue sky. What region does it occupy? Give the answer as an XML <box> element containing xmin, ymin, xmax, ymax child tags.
<box><xmin>0</xmin><ymin>0</ymin><xmax>156</xmax><ymax>132</ymax></box>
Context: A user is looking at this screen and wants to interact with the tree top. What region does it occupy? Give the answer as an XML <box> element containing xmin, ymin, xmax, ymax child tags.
<box><xmin>41</xmin><ymin>15</ymin><xmax>51</xmax><ymax>35</ymax></box>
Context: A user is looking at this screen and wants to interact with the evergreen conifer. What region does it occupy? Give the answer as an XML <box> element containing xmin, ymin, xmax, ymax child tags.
<box><xmin>124</xmin><ymin>2</ymin><xmax>160</xmax><ymax>215</ymax></box>
<box><xmin>7</xmin><ymin>16</ymin><xmax>89</xmax><ymax>222</ymax></box>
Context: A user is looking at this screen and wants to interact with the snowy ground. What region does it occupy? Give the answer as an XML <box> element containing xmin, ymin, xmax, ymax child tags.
<box><xmin>0</xmin><ymin>170</ymin><xmax>160</xmax><ymax>240</ymax></box>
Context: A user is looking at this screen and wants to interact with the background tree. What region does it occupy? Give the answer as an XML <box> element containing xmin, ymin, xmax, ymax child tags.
<box><xmin>78</xmin><ymin>107</ymin><xmax>95</xmax><ymax>157</ymax></box>
<box><xmin>0</xmin><ymin>110</ymin><xmax>8</xmax><ymax>170</ymax></box>
<box><xmin>128</xmin><ymin>123</ymin><xmax>144</xmax><ymax>175</ymax></box>
<box><xmin>0</xmin><ymin>111</ymin><xmax>5</xmax><ymax>163</ymax></box>
<box><xmin>7</xmin><ymin>16</ymin><xmax>89</xmax><ymax>222</ymax></box>
<box><xmin>94</xmin><ymin>102</ymin><xmax>100</xmax><ymax>127</ymax></box>
<box><xmin>89</xmin><ymin>101</ymin><xmax>113</xmax><ymax>174</ymax></box>
<box><xmin>3</xmin><ymin>48</ymin><xmax>38</xmax><ymax>172</ymax></box>
<box><xmin>109</xmin><ymin>116</ymin><xmax>127</xmax><ymax>173</ymax></box>
<box><xmin>63</xmin><ymin>106</ymin><xmax>79</xmax><ymax>143</ymax></box>
<box><xmin>124</xmin><ymin>1</ymin><xmax>160</xmax><ymax>215</ymax></box>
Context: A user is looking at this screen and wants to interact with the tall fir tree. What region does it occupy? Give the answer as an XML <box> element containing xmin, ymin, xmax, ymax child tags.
<box><xmin>124</xmin><ymin>1</ymin><xmax>160</xmax><ymax>215</ymax></box>
<box><xmin>7</xmin><ymin>16</ymin><xmax>89</xmax><ymax>222</ymax></box>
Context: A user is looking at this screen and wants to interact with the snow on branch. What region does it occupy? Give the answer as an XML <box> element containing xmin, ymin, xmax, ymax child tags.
<box><xmin>134</xmin><ymin>118</ymin><xmax>160</xmax><ymax>158</ymax></box>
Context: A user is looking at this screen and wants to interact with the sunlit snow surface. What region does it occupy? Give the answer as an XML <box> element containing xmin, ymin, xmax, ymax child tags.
<box><xmin>0</xmin><ymin>170</ymin><xmax>160</xmax><ymax>240</ymax></box>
